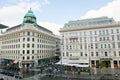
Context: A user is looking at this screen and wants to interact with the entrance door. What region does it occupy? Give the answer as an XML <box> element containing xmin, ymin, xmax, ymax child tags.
<box><xmin>104</xmin><ymin>61</ymin><xmax>111</xmax><ymax>68</ymax></box>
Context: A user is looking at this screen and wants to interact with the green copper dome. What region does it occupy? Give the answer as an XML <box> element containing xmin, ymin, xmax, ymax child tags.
<box><xmin>22</xmin><ymin>9</ymin><xmax>37</xmax><ymax>26</ymax></box>
<box><xmin>24</xmin><ymin>9</ymin><xmax>36</xmax><ymax>18</ymax></box>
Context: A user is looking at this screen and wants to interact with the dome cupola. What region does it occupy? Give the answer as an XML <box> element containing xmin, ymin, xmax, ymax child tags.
<box><xmin>22</xmin><ymin>9</ymin><xmax>37</xmax><ymax>26</ymax></box>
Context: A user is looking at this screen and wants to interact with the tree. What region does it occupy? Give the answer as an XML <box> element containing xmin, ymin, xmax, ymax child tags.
<box><xmin>99</xmin><ymin>60</ymin><xmax>105</xmax><ymax>74</ymax></box>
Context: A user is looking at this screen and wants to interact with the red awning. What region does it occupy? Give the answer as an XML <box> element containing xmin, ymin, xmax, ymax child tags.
<box><xmin>0</xmin><ymin>58</ymin><xmax>4</xmax><ymax>60</ymax></box>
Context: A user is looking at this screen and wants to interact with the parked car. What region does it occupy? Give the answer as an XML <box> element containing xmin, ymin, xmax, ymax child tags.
<box><xmin>0</xmin><ymin>69</ymin><xmax>4</xmax><ymax>74</ymax></box>
<box><xmin>8</xmin><ymin>71</ymin><xmax>14</xmax><ymax>77</ymax></box>
<box><xmin>14</xmin><ymin>73</ymin><xmax>24</xmax><ymax>79</ymax></box>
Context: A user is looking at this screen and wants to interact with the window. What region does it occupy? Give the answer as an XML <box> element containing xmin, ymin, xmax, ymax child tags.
<box><xmin>32</xmin><ymin>32</ymin><xmax>34</xmax><ymax>36</ymax></box>
<box><xmin>112</xmin><ymin>35</ymin><xmax>114</xmax><ymax>40</ymax></box>
<box><xmin>32</xmin><ymin>50</ymin><xmax>34</xmax><ymax>54</ymax></box>
<box><xmin>94</xmin><ymin>31</ymin><xmax>97</xmax><ymax>35</ymax></box>
<box><xmin>119</xmin><ymin>51</ymin><xmax>120</xmax><ymax>56</ymax></box>
<box><xmin>106</xmin><ymin>30</ymin><xmax>109</xmax><ymax>34</ymax></box>
<box><xmin>32</xmin><ymin>56</ymin><xmax>34</xmax><ymax>59</ymax></box>
<box><xmin>27</xmin><ymin>32</ymin><xmax>30</xmax><ymax>36</ymax></box>
<box><xmin>80</xmin><ymin>52</ymin><xmax>83</xmax><ymax>56</ymax></box>
<box><xmin>91</xmin><ymin>52</ymin><xmax>94</xmax><ymax>56</ymax></box>
<box><xmin>27</xmin><ymin>56</ymin><xmax>29</xmax><ymax>59</ymax></box>
<box><xmin>113</xmin><ymin>43</ymin><xmax>115</xmax><ymax>48</ymax></box>
<box><xmin>23</xmin><ymin>44</ymin><xmax>25</xmax><ymax>48</ymax></box>
<box><xmin>23</xmin><ymin>50</ymin><xmax>25</xmax><ymax>54</ymax></box>
<box><xmin>27</xmin><ymin>44</ymin><xmax>30</xmax><ymax>48</ymax></box>
<box><xmin>105</xmin><ymin>52</ymin><xmax>107</xmax><ymax>56</ymax></box>
<box><xmin>27</xmin><ymin>50</ymin><xmax>30</xmax><ymax>54</ymax></box>
<box><xmin>66</xmin><ymin>52</ymin><xmax>69</xmax><ymax>56</ymax></box>
<box><xmin>117</xmin><ymin>35</ymin><xmax>120</xmax><ymax>40</ymax></box>
<box><xmin>32</xmin><ymin>44</ymin><xmax>34</xmax><ymax>48</ymax></box>
<box><xmin>111</xmin><ymin>29</ymin><xmax>114</xmax><ymax>34</ymax></box>
<box><xmin>104</xmin><ymin>44</ymin><xmax>107</xmax><ymax>48</ymax></box>
<box><xmin>63</xmin><ymin>52</ymin><xmax>64</xmax><ymax>56</ymax></box>
<box><xmin>116</xmin><ymin>29</ymin><xmax>119</xmax><ymax>33</ymax></box>
<box><xmin>90</xmin><ymin>31</ymin><xmax>92</xmax><ymax>35</ymax></box>
<box><xmin>108</xmin><ymin>44</ymin><xmax>110</xmax><ymax>48</ymax></box>
<box><xmin>27</xmin><ymin>38</ymin><xmax>30</xmax><ymax>41</ymax></box>
<box><xmin>96</xmin><ymin>52</ymin><xmax>98</xmax><ymax>56</ymax></box>
<box><xmin>23</xmin><ymin>57</ymin><xmax>25</xmax><ymax>60</ymax></box>
<box><xmin>23</xmin><ymin>38</ymin><xmax>25</xmax><ymax>42</ymax></box>
<box><xmin>85</xmin><ymin>53</ymin><xmax>87</xmax><ymax>56</ymax></box>
<box><xmin>32</xmin><ymin>38</ymin><xmax>34</xmax><ymax>42</ymax></box>
<box><xmin>114</xmin><ymin>51</ymin><xmax>116</xmax><ymax>56</ymax></box>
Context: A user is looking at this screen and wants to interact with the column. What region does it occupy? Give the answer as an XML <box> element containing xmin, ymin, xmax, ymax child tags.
<box><xmin>34</xmin><ymin>60</ymin><xmax>38</xmax><ymax>67</ymax></box>
<box><xmin>111</xmin><ymin>60</ymin><xmax>114</xmax><ymax>68</ymax></box>
<box><xmin>19</xmin><ymin>61</ymin><xmax>22</xmax><ymax>68</ymax></box>
<box><xmin>117</xmin><ymin>60</ymin><xmax>119</xmax><ymax>68</ymax></box>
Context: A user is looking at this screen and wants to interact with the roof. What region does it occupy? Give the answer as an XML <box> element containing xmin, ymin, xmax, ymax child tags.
<box><xmin>6</xmin><ymin>24</ymin><xmax>53</xmax><ymax>34</ymax></box>
<box><xmin>6</xmin><ymin>24</ymin><xmax>21</xmax><ymax>31</ymax></box>
<box><xmin>0</xmin><ymin>24</ymin><xmax>8</xmax><ymax>29</ymax></box>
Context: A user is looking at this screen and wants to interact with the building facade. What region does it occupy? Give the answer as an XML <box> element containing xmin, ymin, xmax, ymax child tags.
<box><xmin>0</xmin><ymin>9</ymin><xmax>56</xmax><ymax>68</ymax></box>
<box><xmin>59</xmin><ymin>17</ymin><xmax>120</xmax><ymax>68</ymax></box>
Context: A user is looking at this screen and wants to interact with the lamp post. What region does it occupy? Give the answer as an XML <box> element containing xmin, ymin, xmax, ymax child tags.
<box><xmin>88</xmin><ymin>44</ymin><xmax>92</xmax><ymax>80</ymax></box>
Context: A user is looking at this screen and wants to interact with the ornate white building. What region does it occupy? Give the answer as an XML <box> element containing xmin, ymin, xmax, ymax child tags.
<box><xmin>0</xmin><ymin>9</ymin><xmax>56</xmax><ymax>68</ymax></box>
<box><xmin>59</xmin><ymin>16</ymin><xmax>120</xmax><ymax>68</ymax></box>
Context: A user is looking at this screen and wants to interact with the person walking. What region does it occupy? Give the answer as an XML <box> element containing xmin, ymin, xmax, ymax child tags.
<box><xmin>78</xmin><ymin>69</ymin><xmax>81</xmax><ymax>75</ymax></box>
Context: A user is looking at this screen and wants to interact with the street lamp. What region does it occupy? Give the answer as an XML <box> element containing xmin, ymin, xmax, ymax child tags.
<box><xmin>88</xmin><ymin>44</ymin><xmax>91</xmax><ymax>75</ymax></box>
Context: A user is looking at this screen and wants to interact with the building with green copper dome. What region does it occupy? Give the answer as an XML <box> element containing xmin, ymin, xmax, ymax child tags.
<box><xmin>0</xmin><ymin>9</ymin><xmax>58</xmax><ymax>69</ymax></box>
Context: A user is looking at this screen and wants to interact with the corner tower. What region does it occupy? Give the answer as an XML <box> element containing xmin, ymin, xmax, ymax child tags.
<box><xmin>22</xmin><ymin>9</ymin><xmax>37</xmax><ymax>26</ymax></box>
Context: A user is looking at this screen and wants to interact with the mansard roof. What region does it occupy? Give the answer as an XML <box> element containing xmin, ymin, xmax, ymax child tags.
<box><xmin>6</xmin><ymin>24</ymin><xmax>53</xmax><ymax>34</ymax></box>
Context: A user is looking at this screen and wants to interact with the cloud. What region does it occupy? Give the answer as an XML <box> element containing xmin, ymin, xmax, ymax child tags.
<box><xmin>81</xmin><ymin>0</ymin><xmax>120</xmax><ymax>21</ymax></box>
<box><xmin>0</xmin><ymin>0</ymin><xmax>41</xmax><ymax>26</ymax></box>
<box><xmin>38</xmin><ymin>21</ymin><xmax>63</xmax><ymax>35</ymax></box>
<box><xmin>0</xmin><ymin>0</ymin><xmax>63</xmax><ymax>35</ymax></box>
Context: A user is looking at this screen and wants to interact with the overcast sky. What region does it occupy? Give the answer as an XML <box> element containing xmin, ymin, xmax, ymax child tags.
<box><xmin>0</xmin><ymin>0</ymin><xmax>120</xmax><ymax>35</ymax></box>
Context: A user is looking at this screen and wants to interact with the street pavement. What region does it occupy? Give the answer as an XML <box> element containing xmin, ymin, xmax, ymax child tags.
<box><xmin>0</xmin><ymin>68</ymin><xmax>120</xmax><ymax>80</ymax></box>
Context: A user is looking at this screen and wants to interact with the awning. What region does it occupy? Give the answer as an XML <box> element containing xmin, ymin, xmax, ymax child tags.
<box><xmin>1</xmin><ymin>59</ymin><xmax>8</xmax><ymax>63</ymax></box>
<box><xmin>55</xmin><ymin>60</ymin><xmax>89</xmax><ymax>67</ymax></box>
<box><xmin>0</xmin><ymin>58</ymin><xmax>4</xmax><ymax>60</ymax></box>
<box><xmin>13</xmin><ymin>60</ymin><xmax>18</xmax><ymax>63</ymax></box>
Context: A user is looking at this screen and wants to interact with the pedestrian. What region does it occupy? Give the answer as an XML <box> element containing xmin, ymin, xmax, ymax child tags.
<box><xmin>78</xmin><ymin>69</ymin><xmax>81</xmax><ymax>75</ymax></box>
<box><xmin>2</xmin><ymin>75</ymin><xmax>4</xmax><ymax>80</ymax></box>
<box><xmin>11</xmin><ymin>77</ymin><xmax>14</xmax><ymax>80</ymax></box>
<box><xmin>65</xmin><ymin>70</ymin><xmax>67</xmax><ymax>75</ymax></box>
<box><xmin>93</xmin><ymin>67</ymin><xmax>97</xmax><ymax>75</ymax></box>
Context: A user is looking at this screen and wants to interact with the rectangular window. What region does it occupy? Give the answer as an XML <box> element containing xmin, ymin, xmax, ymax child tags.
<box><xmin>23</xmin><ymin>38</ymin><xmax>25</xmax><ymax>42</ymax></box>
<box><xmin>96</xmin><ymin>52</ymin><xmax>98</xmax><ymax>56</ymax></box>
<box><xmin>23</xmin><ymin>44</ymin><xmax>25</xmax><ymax>48</ymax></box>
<box><xmin>27</xmin><ymin>44</ymin><xmax>30</xmax><ymax>48</ymax></box>
<box><xmin>27</xmin><ymin>50</ymin><xmax>29</xmax><ymax>54</ymax></box>
<box><xmin>94</xmin><ymin>31</ymin><xmax>97</xmax><ymax>35</ymax></box>
<box><xmin>32</xmin><ymin>38</ymin><xmax>34</xmax><ymax>42</ymax></box>
<box><xmin>32</xmin><ymin>50</ymin><xmax>34</xmax><ymax>54</ymax></box>
<box><xmin>23</xmin><ymin>50</ymin><xmax>25</xmax><ymax>54</ymax></box>
<box><xmin>66</xmin><ymin>52</ymin><xmax>69</xmax><ymax>56</ymax></box>
<box><xmin>114</xmin><ymin>51</ymin><xmax>116</xmax><ymax>56</ymax></box>
<box><xmin>112</xmin><ymin>35</ymin><xmax>114</xmax><ymax>41</ymax></box>
<box><xmin>80</xmin><ymin>52</ymin><xmax>83</xmax><ymax>56</ymax></box>
<box><xmin>32</xmin><ymin>44</ymin><xmax>34</xmax><ymax>48</ymax></box>
<box><xmin>91</xmin><ymin>52</ymin><xmax>94</xmax><ymax>56</ymax></box>
<box><xmin>106</xmin><ymin>30</ymin><xmax>109</xmax><ymax>34</ymax></box>
<box><xmin>27</xmin><ymin>32</ymin><xmax>30</xmax><ymax>36</ymax></box>
<box><xmin>27</xmin><ymin>38</ymin><xmax>30</xmax><ymax>41</ymax></box>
